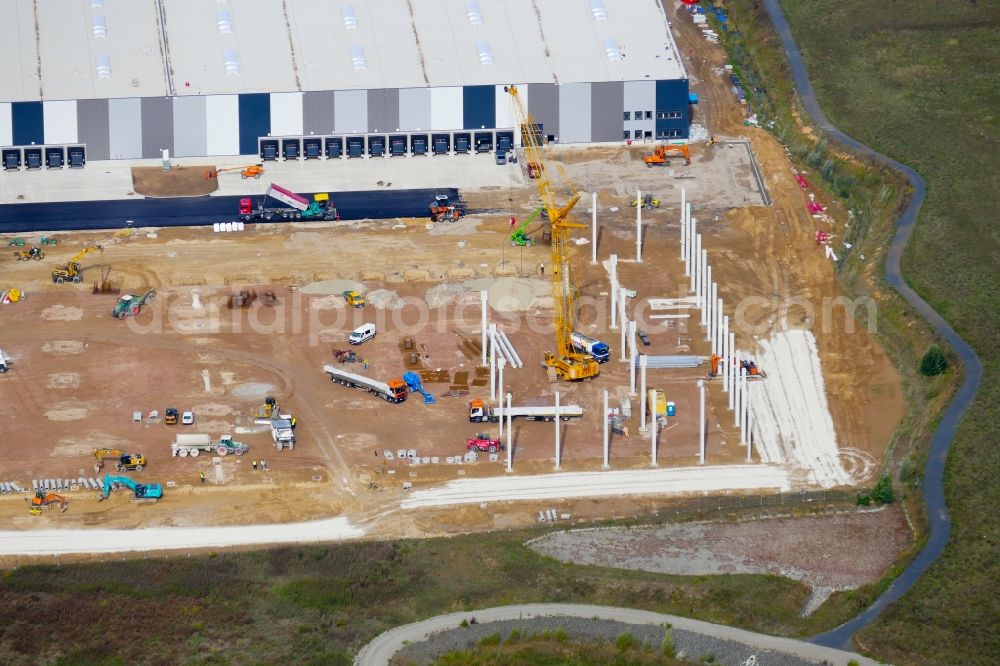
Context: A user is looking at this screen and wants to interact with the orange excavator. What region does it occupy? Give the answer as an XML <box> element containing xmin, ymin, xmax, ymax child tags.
<box><xmin>205</xmin><ymin>164</ymin><xmax>264</xmax><ymax>180</ymax></box>
<box><xmin>28</xmin><ymin>491</ymin><xmax>68</xmax><ymax>514</ymax></box>
<box><xmin>708</xmin><ymin>354</ymin><xmax>766</xmax><ymax>380</ymax></box>
<box><xmin>643</xmin><ymin>144</ymin><xmax>691</xmax><ymax>167</ymax></box>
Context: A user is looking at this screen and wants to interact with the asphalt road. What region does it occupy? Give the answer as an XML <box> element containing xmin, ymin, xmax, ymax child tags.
<box><xmin>761</xmin><ymin>0</ymin><xmax>983</xmax><ymax>649</ymax></box>
<box><xmin>353</xmin><ymin>603</ymin><xmax>880</xmax><ymax>666</ymax></box>
<box><xmin>0</xmin><ymin>187</ymin><xmax>458</xmax><ymax>233</ymax></box>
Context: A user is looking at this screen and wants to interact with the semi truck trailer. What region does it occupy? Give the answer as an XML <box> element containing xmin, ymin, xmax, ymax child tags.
<box><xmin>323</xmin><ymin>365</ymin><xmax>408</xmax><ymax>403</ymax></box>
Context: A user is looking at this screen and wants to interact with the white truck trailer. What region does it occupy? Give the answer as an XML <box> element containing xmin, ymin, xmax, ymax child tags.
<box><xmin>468</xmin><ymin>397</ymin><xmax>583</xmax><ymax>423</ymax></box>
<box><xmin>323</xmin><ymin>365</ymin><xmax>408</xmax><ymax>403</ymax></box>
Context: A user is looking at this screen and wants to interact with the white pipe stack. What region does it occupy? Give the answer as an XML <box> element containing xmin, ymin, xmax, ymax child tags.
<box><xmin>602</xmin><ymin>390</ymin><xmax>610</xmax><ymax>468</ymax></box>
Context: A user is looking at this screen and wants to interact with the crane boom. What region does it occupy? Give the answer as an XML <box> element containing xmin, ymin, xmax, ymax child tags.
<box><xmin>506</xmin><ymin>85</ymin><xmax>598</xmax><ymax>381</ymax></box>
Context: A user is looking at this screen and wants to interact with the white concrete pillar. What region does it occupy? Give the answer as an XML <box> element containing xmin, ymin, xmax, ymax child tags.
<box><xmin>629</xmin><ymin>320</ymin><xmax>638</xmax><ymax>396</ymax></box>
<box><xmin>650</xmin><ymin>391</ymin><xmax>658</xmax><ymax>467</ymax></box>
<box><xmin>698</xmin><ymin>379</ymin><xmax>706</xmax><ymax>465</ymax></box>
<box><xmin>602</xmin><ymin>390</ymin><xmax>610</xmax><ymax>469</ymax></box>
<box><xmin>704</xmin><ymin>266</ymin><xmax>712</xmax><ymax>331</ymax></box>
<box><xmin>709</xmin><ymin>283</ymin><xmax>718</xmax><ymax>342</ymax></box>
<box><xmin>722</xmin><ymin>316</ymin><xmax>730</xmax><ymax>393</ymax></box>
<box><xmin>714</xmin><ymin>297</ymin><xmax>723</xmax><ymax>357</ymax></box>
<box><xmin>687</xmin><ymin>204</ymin><xmax>695</xmax><ymax>277</ymax></box>
<box><xmin>619</xmin><ymin>288</ymin><xmax>628</xmax><ymax>361</ymax></box>
<box><xmin>746</xmin><ymin>386</ymin><xmax>753</xmax><ymax>462</ymax></box>
<box><xmin>554</xmin><ymin>390</ymin><xmax>561</xmax><ymax>470</ymax></box>
<box><xmin>635</xmin><ymin>189</ymin><xmax>643</xmax><ymax>262</ymax></box>
<box><xmin>691</xmin><ymin>234</ymin><xmax>700</xmax><ymax>294</ymax></box>
<box><xmin>726</xmin><ymin>333</ymin><xmax>736</xmax><ymax>409</ymax></box>
<box><xmin>741</xmin><ymin>367</ymin><xmax>750</xmax><ymax>446</ymax></box>
<box><xmin>701</xmin><ymin>250</ymin><xmax>709</xmax><ymax>327</ymax></box>
<box><xmin>639</xmin><ymin>354</ymin><xmax>648</xmax><ymax>432</ymax></box>
<box><xmin>489</xmin><ymin>323</ymin><xmax>497</xmax><ymax>401</ymax></box>
<box><xmin>610</xmin><ymin>254</ymin><xmax>619</xmax><ymax>329</ymax></box>
<box><xmin>497</xmin><ymin>356</ymin><xmax>505</xmax><ymax>438</ymax></box>
<box><xmin>506</xmin><ymin>392</ymin><xmax>513</xmax><ymax>472</ymax></box>
<box><xmin>738</xmin><ymin>364</ymin><xmax>747</xmax><ymax>433</ymax></box>
<box><xmin>592</xmin><ymin>191</ymin><xmax>598</xmax><ymax>264</ymax></box>
<box><xmin>480</xmin><ymin>291</ymin><xmax>488</xmax><ymax>367</ymax></box>
<box><xmin>734</xmin><ymin>350</ymin><xmax>743</xmax><ymax>425</ymax></box>
<box><xmin>680</xmin><ymin>188</ymin><xmax>687</xmax><ymax>266</ymax></box>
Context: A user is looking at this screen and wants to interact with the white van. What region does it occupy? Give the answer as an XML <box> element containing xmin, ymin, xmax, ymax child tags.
<box><xmin>349</xmin><ymin>323</ymin><xmax>376</xmax><ymax>345</ymax></box>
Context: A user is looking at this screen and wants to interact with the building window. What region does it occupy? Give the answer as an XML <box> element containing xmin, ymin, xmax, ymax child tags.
<box><xmin>656</xmin><ymin>112</ymin><xmax>667</xmax><ymax>120</ymax></box>
<box><xmin>634</xmin><ymin>110</ymin><xmax>642</xmax><ymax>119</ymax></box>
<box><xmin>657</xmin><ymin>111</ymin><xmax>684</xmax><ymax>120</ymax></box>
<box><xmin>623</xmin><ymin>111</ymin><xmax>631</xmax><ymax>121</ymax></box>
<box><xmin>634</xmin><ymin>130</ymin><xmax>643</xmax><ymax>139</ymax></box>
<box><xmin>645</xmin><ymin>111</ymin><xmax>652</xmax><ymax>120</ymax></box>
<box><xmin>623</xmin><ymin>130</ymin><xmax>630</xmax><ymax>140</ymax></box>
<box><xmin>645</xmin><ymin>130</ymin><xmax>653</xmax><ymax>139</ymax></box>
<box><xmin>656</xmin><ymin>130</ymin><xmax>666</xmax><ymax>139</ymax></box>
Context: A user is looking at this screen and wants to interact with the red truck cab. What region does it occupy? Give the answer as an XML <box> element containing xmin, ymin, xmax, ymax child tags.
<box><xmin>239</xmin><ymin>198</ymin><xmax>253</xmax><ymax>216</ymax></box>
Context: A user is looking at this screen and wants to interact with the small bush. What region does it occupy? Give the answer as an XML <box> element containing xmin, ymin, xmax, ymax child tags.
<box><xmin>919</xmin><ymin>345</ymin><xmax>948</xmax><ymax>376</ymax></box>
<box><xmin>459</xmin><ymin>619</ymin><xmax>469</xmax><ymax>628</ymax></box>
<box><xmin>505</xmin><ymin>628</ymin><xmax>522</xmax><ymax>645</ymax></box>
<box><xmin>662</xmin><ymin>628</ymin><xmax>675</xmax><ymax>657</ymax></box>
<box><xmin>857</xmin><ymin>492</ymin><xmax>872</xmax><ymax>507</ymax></box>
<box><xmin>553</xmin><ymin>627</ymin><xmax>569</xmax><ymax>643</ymax></box>
<box><xmin>872</xmin><ymin>475</ymin><xmax>895</xmax><ymax>505</ymax></box>
<box><xmin>478</xmin><ymin>632</ymin><xmax>501</xmax><ymax>647</ymax></box>
<box><xmin>615</xmin><ymin>632</ymin><xmax>635</xmax><ymax>652</ymax></box>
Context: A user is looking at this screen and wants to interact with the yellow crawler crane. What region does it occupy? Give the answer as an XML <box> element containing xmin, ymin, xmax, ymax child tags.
<box><xmin>506</xmin><ymin>85</ymin><xmax>598</xmax><ymax>381</ymax></box>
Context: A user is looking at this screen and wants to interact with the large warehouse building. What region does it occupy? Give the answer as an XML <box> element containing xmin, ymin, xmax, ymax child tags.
<box><xmin>0</xmin><ymin>0</ymin><xmax>689</xmax><ymax>167</ymax></box>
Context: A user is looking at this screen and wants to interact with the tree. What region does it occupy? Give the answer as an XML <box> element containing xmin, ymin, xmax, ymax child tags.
<box><xmin>872</xmin><ymin>475</ymin><xmax>895</xmax><ymax>505</ymax></box>
<box><xmin>920</xmin><ymin>345</ymin><xmax>948</xmax><ymax>377</ymax></box>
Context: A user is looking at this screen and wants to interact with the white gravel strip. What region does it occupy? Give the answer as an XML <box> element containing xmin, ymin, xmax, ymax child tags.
<box><xmin>401</xmin><ymin>465</ymin><xmax>791</xmax><ymax>509</ymax></box>
<box><xmin>0</xmin><ymin>517</ymin><xmax>364</xmax><ymax>556</ymax></box>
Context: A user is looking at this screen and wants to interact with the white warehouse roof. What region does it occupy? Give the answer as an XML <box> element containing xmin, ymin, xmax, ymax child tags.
<box><xmin>0</xmin><ymin>0</ymin><xmax>686</xmax><ymax>102</ymax></box>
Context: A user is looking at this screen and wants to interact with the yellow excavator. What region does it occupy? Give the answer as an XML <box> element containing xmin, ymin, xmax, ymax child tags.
<box><xmin>506</xmin><ymin>85</ymin><xmax>599</xmax><ymax>382</ymax></box>
<box><xmin>205</xmin><ymin>164</ymin><xmax>264</xmax><ymax>180</ymax></box>
<box><xmin>93</xmin><ymin>448</ymin><xmax>146</xmax><ymax>472</ymax></box>
<box><xmin>52</xmin><ymin>245</ymin><xmax>103</xmax><ymax>284</ymax></box>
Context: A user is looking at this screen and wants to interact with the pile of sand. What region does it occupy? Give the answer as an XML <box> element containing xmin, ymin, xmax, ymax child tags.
<box><xmin>300</xmin><ymin>279</ymin><xmax>364</xmax><ymax>295</ymax></box>
<box><xmin>425</xmin><ymin>283</ymin><xmax>469</xmax><ymax>309</ymax></box>
<box><xmin>464</xmin><ymin>277</ymin><xmax>550</xmax><ymax>313</ymax></box>
<box><xmin>367</xmin><ymin>289</ymin><xmax>404</xmax><ymax>310</ymax></box>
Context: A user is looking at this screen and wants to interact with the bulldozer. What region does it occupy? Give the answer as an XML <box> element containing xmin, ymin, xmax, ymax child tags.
<box><xmin>52</xmin><ymin>245</ymin><xmax>103</xmax><ymax>283</ymax></box>
<box><xmin>643</xmin><ymin>143</ymin><xmax>691</xmax><ymax>167</ymax></box>
<box><xmin>205</xmin><ymin>164</ymin><xmax>264</xmax><ymax>179</ymax></box>
<box><xmin>13</xmin><ymin>246</ymin><xmax>44</xmax><ymax>261</ymax></box>
<box><xmin>93</xmin><ymin>448</ymin><xmax>146</xmax><ymax>473</ymax></box>
<box><xmin>112</xmin><ymin>288</ymin><xmax>156</xmax><ymax>319</ymax></box>
<box><xmin>28</xmin><ymin>491</ymin><xmax>68</xmax><ymax>514</ymax></box>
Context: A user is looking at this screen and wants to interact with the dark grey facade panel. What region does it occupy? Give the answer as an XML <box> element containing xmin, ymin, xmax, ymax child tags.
<box><xmin>76</xmin><ymin>99</ymin><xmax>110</xmax><ymax>161</ymax></box>
<box><xmin>366</xmin><ymin>88</ymin><xmax>399</xmax><ymax>133</ymax></box>
<box><xmin>140</xmin><ymin>97</ymin><xmax>174</xmax><ymax>158</ymax></box>
<box><xmin>303</xmin><ymin>91</ymin><xmax>336</xmax><ymax>135</ymax></box>
<box><xmin>172</xmin><ymin>96</ymin><xmax>207</xmax><ymax>158</ymax></box>
<box><xmin>590</xmin><ymin>81</ymin><xmax>624</xmax><ymax>142</ymax></box>
<box><xmin>527</xmin><ymin>83</ymin><xmax>558</xmax><ymax>141</ymax></box>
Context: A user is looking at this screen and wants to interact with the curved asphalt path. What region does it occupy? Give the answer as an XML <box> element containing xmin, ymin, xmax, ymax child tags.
<box><xmin>761</xmin><ymin>0</ymin><xmax>983</xmax><ymax>649</ymax></box>
<box><xmin>0</xmin><ymin>187</ymin><xmax>457</xmax><ymax>233</ymax></box>
<box><xmin>353</xmin><ymin>604</ymin><xmax>880</xmax><ymax>666</ymax></box>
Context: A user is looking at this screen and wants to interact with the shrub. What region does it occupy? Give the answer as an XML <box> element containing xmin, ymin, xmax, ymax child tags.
<box><xmin>615</xmin><ymin>632</ymin><xmax>635</xmax><ymax>652</ymax></box>
<box><xmin>662</xmin><ymin>628</ymin><xmax>675</xmax><ymax>657</ymax></box>
<box><xmin>919</xmin><ymin>345</ymin><xmax>948</xmax><ymax>376</ymax></box>
<box><xmin>872</xmin><ymin>476</ymin><xmax>895</xmax><ymax>505</ymax></box>
<box><xmin>478</xmin><ymin>632</ymin><xmax>501</xmax><ymax>647</ymax></box>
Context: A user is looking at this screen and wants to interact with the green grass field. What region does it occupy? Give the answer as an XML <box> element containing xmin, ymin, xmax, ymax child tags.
<box><xmin>770</xmin><ymin>1</ymin><xmax>1000</xmax><ymax>664</ymax></box>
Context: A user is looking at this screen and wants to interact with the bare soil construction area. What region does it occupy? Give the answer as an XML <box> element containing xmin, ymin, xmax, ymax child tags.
<box><xmin>0</xmin><ymin>4</ymin><xmax>902</xmax><ymax>546</ymax></box>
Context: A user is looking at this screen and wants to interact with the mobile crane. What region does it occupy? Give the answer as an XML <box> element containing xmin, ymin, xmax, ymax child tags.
<box><xmin>506</xmin><ymin>85</ymin><xmax>599</xmax><ymax>381</ymax></box>
<box><xmin>52</xmin><ymin>245</ymin><xmax>103</xmax><ymax>284</ymax></box>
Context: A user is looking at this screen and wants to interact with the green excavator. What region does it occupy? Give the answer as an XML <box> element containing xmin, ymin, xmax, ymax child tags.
<box><xmin>510</xmin><ymin>206</ymin><xmax>545</xmax><ymax>247</ymax></box>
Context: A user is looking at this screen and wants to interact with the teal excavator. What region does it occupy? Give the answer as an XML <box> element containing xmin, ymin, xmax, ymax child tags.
<box><xmin>98</xmin><ymin>475</ymin><xmax>163</xmax><ymax>502</ymax></box>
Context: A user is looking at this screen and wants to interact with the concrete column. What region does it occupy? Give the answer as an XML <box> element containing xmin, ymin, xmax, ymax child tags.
<box><xmin>480</xmin><ymin>291</ymin><xmax>488</xmax><ymax>367</ymax></box>
<box><xmin>704</xmin><ymin>266</ymin><xmax>712</xmax><ymax>331</ymax></box>
<box><xmin>680</xmin><ymin>188</ymin><xmax>687</xmax><ymax>266</ymax></box>
<box><xmin>738</xmin><ymin>364</ymin><xmax>747</xmax><ymax>434</ymax></box>
<box><xmin>635</xmin><ymin>189</ymin><xmax>643</xmax><ymax>262</ymax></box>
<box><xmin>610</xmin><ymin>254</ymin><xmax>619</xmax><ymax>329</ymax></box>
<box><xmin>620</xmin><ymin>317</ymin><xmax>628</xmax><ymax>362</ymax></box>
<box><xmin>691</xmin><ymin>234</ymin><xmax>700</xmax><ymax>294</ymax></box>
<box><xmin>698</xmin><ymin>379</ymin><xmax>706</xmax><ymax>465</ymax></box>
<box><xmin>554</xmin><ymin>390</ymin><xmax>561</xmax><ymax>470</ymax></box>
<box><xmin>650</xmin><ymin>391</ymin><xmax>658</xmax><ymax>467</ymax></box>
<box><xmin>714</xmin><ymin>297</ymin><xmax>723</xmax><ymax>357</ymax></box>
<box><xmin>639</xmin><ymin>354</ymin><xmax>648</xmax><ymax>432</ymax></box>
<box><xmin>628</xmin><ymin>320</ymin><xmax>638</xmax><ymax>396</ymax></box>
<box><xmin>746</xmin><ymin>386</ymin><xmax>753</xmax><ymax>462</ymax></box>
<box><xmin>741</xmin><ymin>367</ymin><xmax>750</xmax><ymax>446</ymax></box>
<box><xmin>591</xmin><ymin>191</ymin><xmax>598</xmax><ymax>264</ymax></box>
<box><xmin>734</xmin><ymin>350</ymin><xmax>742</xmax><ymax>425</ymax></box>
<box><xmin>687</xmin><ymin>204</ymin><xmax>695</xmax><ymax>279</ymax></box>
<box><xmin>489</xmin><ymin>323</ymin><xmax>497</xmax><ymax>401</ymax></box>
<box><xmin>602</xmin><ymin>390</ymin><xmax>610</xmax><ymax>469</ymax></box>
<box><xmin>726</xmin><ymin>333</ymin><xmax>736</xmax><ymax>410</ymax></box>
<box><xmin>721</xmin><ymin>316</ymin><xmax>730</xmax><ymax>393</ymax></box>
<box><xmin>497</xmin><ymin>356</ymin><xmax>505</xmax><ymax>438</ymax></box>
<box><xmin>619</xmin><ymin>287</ymin><xmax>628</xmax><ymax>362</ymax></box>
<box><xmin>506</xmin><ymin>392</ymin><xmax>513</xmax><ymax>472</ymax></box>
<box><xmin>709</xmin><ymin>282</ymin><xmax>718</xmax><ymax>342</ymax></box>
<box><xmin>700</xmin><ymin>250</ymin><xmax>708</xmax><ymax>327</ymax></box>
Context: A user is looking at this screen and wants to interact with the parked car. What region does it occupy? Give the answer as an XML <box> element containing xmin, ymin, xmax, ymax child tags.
<box><xmin>637</xmin><ymin>330</ymin><xmax>651</xmax><ymax>346</ymax></box>
<box><xmin>181</xmin><ymin>411</ymin><xmax>195</xmax><ymax>425</ymax></box>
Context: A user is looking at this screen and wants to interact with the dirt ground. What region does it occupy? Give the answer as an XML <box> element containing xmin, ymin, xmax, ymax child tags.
<box><xmin>0</xmin><ymin>7</ymin><xmax>902</xmax><ymax>536</ymax></box>
<box><xmin>132</xmin><ymin>165</ymin><xmax>219</xmax><ymax>197</ymax></box>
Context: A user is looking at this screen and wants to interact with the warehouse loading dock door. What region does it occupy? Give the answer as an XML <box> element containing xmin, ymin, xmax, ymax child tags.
<box><xmin>432</xmin><ymin>134</ymin><xmax>450</xmax><ymax>155</ymax></box>
<box><xmin>2</xmin><ymin>149</ymin><xmax>20</xmax><ymax>170</ymax></box>
<box><xmin>411</xmin><ymin>134</ymin><xmax>428</xmax><ymax>155</ymax></box>
<box><xmin>24</xmin><ymin>148</ymin><xmax>42</xmax><ymax>170</ymax></box>
<box><xmin>368</xmin><ymin>135</ymin><xmax>385</xmax><ymax>157</ymax></box>
<box><xmin>474</xmin><ymin>132</ymin><xmax>493</xmax><ymax>153</ymax></box>
<box><xmin>347</xmin><ymin>137</ymin><xmax>364</xmax><ymax>158</ymax></box>
<box><xmin>260</xmin><ymin>140</ymin><xmax>279</xmax><ymax>161</ymax></box>
<box><xmin>303</xmin><ymin>138</ymin><xmax>321</xmax><ymax>159</ymax></box>
<box><xmin>46</xmin><ymin>147</ymin><xmax>64</xmax><ymax>168</ymax></box>
<box><xmin>454</xmin><ymin>133</ymin><xmax>471</xmax><ymax>154</ymax></box>
<box><xmin>325</xmin><ymin>137</ymin><xmax>343</xmax><ymax>158</ymax></box>
<box><xmin>68</xmin><ymin>146</ymin><xmax>85</xmax><ymax>168</ymax></box>
<box><xmin>496</xmin><ymin>132</ymin><xmax>513</xmax><ymax>154</ymax></box>
<box><xmin>282</xmin><ymin>139</ymin><xmax>300</xmax><ymax>160</ymax></box>
<box><xmin>389</xmin><ymin>135</ymin><xmax>407</xmax><ymax>156</ymax></box>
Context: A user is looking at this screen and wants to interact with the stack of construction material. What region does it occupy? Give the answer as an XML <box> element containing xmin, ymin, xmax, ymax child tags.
<box><xmin>632</xmin><ymin>355</ymin><xmax>702</xmax><ymax>369</ymax></box>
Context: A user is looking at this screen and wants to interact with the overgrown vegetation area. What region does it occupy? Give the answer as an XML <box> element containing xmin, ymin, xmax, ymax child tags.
<box><xmin>0</xmin><ymin>526</ymin><xmax>833</xmax><ymax>664</ymax></box>
<box><xmin>719</xmin><ymin>0</ymin><xmax>999</xmax><ymax>662</ymax></box>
